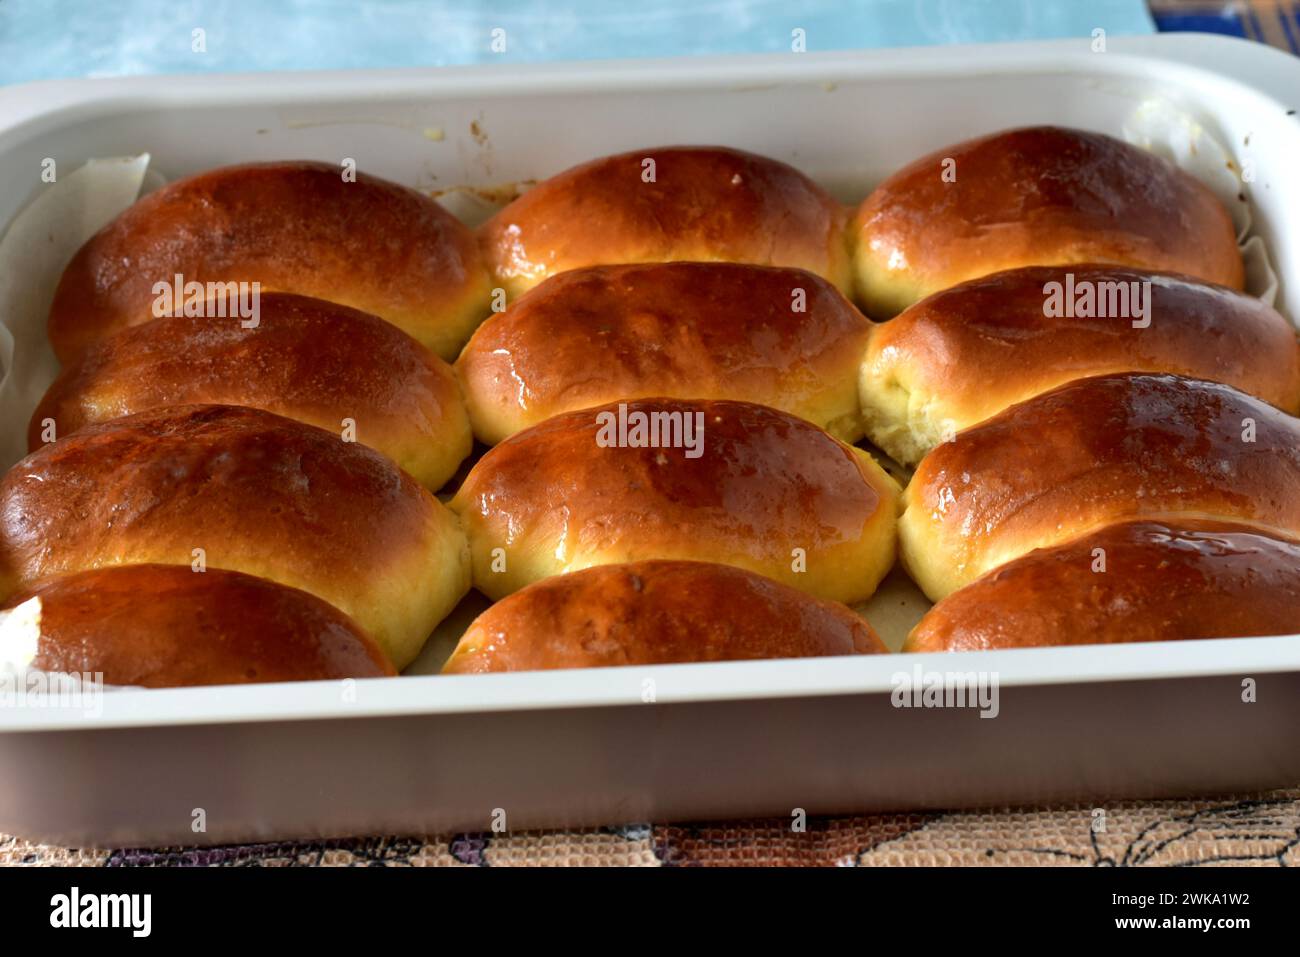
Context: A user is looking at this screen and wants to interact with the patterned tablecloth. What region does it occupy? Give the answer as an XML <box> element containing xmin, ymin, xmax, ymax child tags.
<box><xmin>5</xmin><ymin>789</ymin><xmax>1300</xmax><ymax>866</ymax></box>
<box><xmin>4</xmin><ymin>0</ymin><xmax>1300</xmax><ymax>867</ymax></box>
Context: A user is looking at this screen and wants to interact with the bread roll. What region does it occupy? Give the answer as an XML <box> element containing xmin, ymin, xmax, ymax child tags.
<box><xmin>852</xmin><ymin>127</ymin><xmax>1244</xmax><ymax>319</ymax></box>
<box><xmin>479</xmin><ymin>146</ymin><xmax>852</xmax><ymax>300</ymax></box>
<box><xmin>0</xmin><ymin>405</ymin><xmax>469</xmax><ymax>668</ymax></box>
<box><xmin>31</xmin><ymin>292</ymin><xmax>472</xmax><ymax>490</ymax></box>
<box><xmin>443</xmin><ymin>560</ymin><xmax>886</xmax><ymax>673</ymax></box>
<box><xmin>457</xmin><ymin>262</ymin><xmax>871</xmax><ymax>445</ymax></box>
<box><xmin>450</xmin><ymin>398</ymin><xmax>899</xmax><ymax>603</ymax></box>
<box><xmin>899</xmin><ymin>373</ymin><xmax>1300</xmax><ymax>600</ymax></box>
<box><xmin>48</xmin><ymin>161</ymin><xmax>490</xmax><ymax>361</ymax></box>
<box><xmin>904</xmin><ymin>521</ymin><xmax>1300</xmax><ymax>652</ymax></box>
<box><xmin>862</xmin><ymin>266</ymin><xmax>1300</xmax><ymax>465</ymax></box>
<box><xmin>0</xmin><ymin>565</ymin><xmax>395</xmax><ymax>686</ymax></box>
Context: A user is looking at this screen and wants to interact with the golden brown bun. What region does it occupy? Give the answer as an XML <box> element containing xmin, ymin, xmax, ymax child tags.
<box><xmin>450</xmin><ymin>398</ymin><xmax>899</xmax><ymax>603</ymax></box>
<box><xmin>0</xmin><ymin>405</ymin><xmax>469</xmax><ymax>668</ymax></box>
<box><xmin>852</xmin><ymin>127</ymin><xmax>1244</xmax><ymax>319</ymax></box>
<box><xmin>31</xmin><ymin>293</ymin><xmax>472</xmax><ymax>490</ymax></box>
<box><xmin>443</xmin><ymin>560</ymin><xmax>886</xmax><ymax>673</ymax></box>
<box><xmin>904</xmin><ymin>521</ymin><xmax>1300</xmax><ymax>652</ymax></box>
<box><xmin>862</xmin><ymin>266</ymin><xmax>1300</xmax><ymax>465</ymax></box>
<box><xmin>478</xmin><ymin>146</ymin><xmax>853</xmax><ymax>300</ymax></box>
<box><xmin>899</xmin><ymin>373</ymin><xmax>1300</xmax><ymax>600</ymax></box>
<box><xmin>48</xmin><ymin>161</ymin><xmax>490</xmax><ymax>361</ymax></box>
<box><xmin>457</xmin><ymin>262</ymin><xmax>871</xmax><ymax>445</ymax></box>
<box><xmin>0</xmin><ymin>564</ymin><xmax>395</xmax><ymax>686</ymax></box>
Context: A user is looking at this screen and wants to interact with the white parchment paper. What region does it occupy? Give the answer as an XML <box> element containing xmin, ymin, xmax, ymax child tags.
<box><xmin>0</xmin><ymin>155</ymin><xmax>151</xmax><ymax>469</ymax></box>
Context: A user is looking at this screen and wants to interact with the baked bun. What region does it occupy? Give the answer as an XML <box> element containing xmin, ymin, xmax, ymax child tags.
<box><xmin>851</xmin><ymin>127</ymin><xmax>1244</xmax><ymax>319</ymax></box>
<box><xmin>48</xmin><ymin>161</ymin><xmax>490</xmax><ymax>361</ymax></box>
<box><xmin>450</xmin><ymin>398</ymin><xmax>899</xmax><ymax>603</ymax></box>
<box><xmin>457</xmin><ymin>262</ymin><xmax>871</xmax><ymax>445</ymax></box>
<box><xmin>0</xmin><ymin>564</ymin><xmax>395</xmax><ymax>686</ymax></box>
<box><xmin>30</xmin><ymin>292</ymin><xmax>472</xmax><ymax>490</ymax></box>
<box><xmin>443</xmin><ymin>560</ymin><xmax>886</xmax><ymax>673</ymax></box>
<box><xmin>0</xmin><ymin>405</ymin><xmax>469</xmax><ymax>668</ymax></box>
<box><xmin>899</xmin><ymin>373</ymin><xmax>1300</xmax><ymax>600</ymax></box>
<box><xmin>862</xmin><ymin>266</ymin><xmax>1300</xmax><ymax>465</ymax></box>
<box><xmin>904</xmin><ymin>521</ymin><xmax>1300</xmax><ymax>652</ymax></box>
<box><xmin>478</xmin><ymin>146</ymin><xmax>852</xmax><ymax>300</ymax></box>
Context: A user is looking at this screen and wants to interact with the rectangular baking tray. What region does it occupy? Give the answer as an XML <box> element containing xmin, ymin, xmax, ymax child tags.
<box><xmin>2</xmin><ymin>33</ymin><xmax>1300</xmax><ymax>848</ymax></box>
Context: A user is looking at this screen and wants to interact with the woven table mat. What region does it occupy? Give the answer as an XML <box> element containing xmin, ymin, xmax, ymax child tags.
<box><xmin>5</xmin><ymin>788</ymin><xmax>1298</xmax><ymax>866</ymax></box>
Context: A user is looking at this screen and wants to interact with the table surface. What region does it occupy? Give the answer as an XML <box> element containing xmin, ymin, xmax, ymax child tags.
<box><xmin>6</xmin><ymin>788</ymin><xmax>1300</xmax><ymax>866</ymax></box>
<box><xmin>2</xmin><ymin>0</ymin><xmax>1298</xmax><ymax>866</ymax></box>
<box><xmin>0</xmin><ymin>0</ymin><xmax>1157</xmax><ymax>83</ymax></box>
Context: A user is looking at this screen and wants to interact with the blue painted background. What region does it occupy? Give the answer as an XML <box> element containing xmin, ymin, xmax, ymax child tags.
<box><xmin>0</xmin><ymin>0</ymin><xmax>1154</xmax><ymax>84</ymax></box>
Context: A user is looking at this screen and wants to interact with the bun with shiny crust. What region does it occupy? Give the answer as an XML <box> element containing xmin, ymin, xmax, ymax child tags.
<box><xmin>32</xmin><ymin>292</ymin><xmax>472</xmax><ymax>490</ymax></box>
<box><xmin>0</xmin><ymin>404</ymin><xmax>469</xmax><ymax>668</ymax></box>
<box><xmin>443</xmin><ymin>560</ymin><xmax>887</xmax><ymax>673</ymax></box>
<box><xmin>451</xmin><ymin>398</ymin><xmax>899</xmax><ymax>603</ymax></box>
<box><xmin>49</xmin><ymin>161</ymin><xmax>490</xmax><ymax>361</ymax></box>
<box><xmin>904</xmin><ymin>521</ymin><xmax>1300</xmax><ymax>652</ymax></box>
<box><xmin>0</xmin><ymin>564</ymin><xmax>396</xmax><ymax>686</ymax></box>
<box><xmin>457</xmin><ymin>262</ymin><xmax>871</xmax><ymax>445</ymax></box>
<box><xmin>899</xmin><ymin>374</ymin><xmax>1300</xmax><ymax>600</ymax></box>
<box><xmin>852</xmin><ymin>127</ymin><xmax>1244</xmax><ymax>318</ymax></box>
<box><xmin>478</xmin><ymin>146</ymin><xmax>853</xmax><ymax>300</ymax></box>
<box><xmin>861</xmin><ymin>266</ymin><xmax>1300</xmax><ymax>465</ymax></box>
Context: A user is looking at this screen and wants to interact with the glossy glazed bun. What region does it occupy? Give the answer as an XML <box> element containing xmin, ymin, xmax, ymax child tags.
<box><xmin>899</xmin><ymin>374</ymin><xmax>1300</xmax><ymax>600</ymax></box>
<box><xmin>0</xmin><ymin>564</ymin><xmax>395</xmax><ymax>686</ymax></box>
<box><xmin>479</xmin><ymin>146</ymin><xmax>853</xmax><ymax>299</ymax></box>
<box><xmin>49</xmin><ymin>161</ymin><xmax>490</xmax><ymax>361</ymax></box>
<box><xmin>451</xmin><ymin>398</ymin><xmax>899</xmax><ymax>603</ymax></box>
<box><xmin>457</xmin><ymin>262</ymin><xmax>871</xmax><ymax>444</ymax></box>
<box><xmin>861</xmin><ymin>266</ymin><xmax>1300</xmax><ymax>465</ymax></box>
<box><xmin>904</xmin><ymin>521</ymin><xmax>1300</xmax><ymax>652</ymax></box>
<box><xmin>31</xmin><ymin>293</ymin><xmax>472</xmax><ymax>490</ymax></box>
<box><xmin>0</xmin><ymin>405</ymin><xmax>469</xmax><ymax>668</ymax></box>
<box><xmin>443</xmin><ymin>560</ymin><xmax>887</xmax><ymax>673</ymax></box>
<box><xmin>852</xmin><ymin>127</ymin><xmax>1244</xmax><ymax>318</ymax></box>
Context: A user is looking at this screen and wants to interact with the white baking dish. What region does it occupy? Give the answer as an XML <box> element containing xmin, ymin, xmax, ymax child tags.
<box><xmin>2</xmin><ymin>33</ymin><xmax>1300</xmax><ymax>847</ymax></box>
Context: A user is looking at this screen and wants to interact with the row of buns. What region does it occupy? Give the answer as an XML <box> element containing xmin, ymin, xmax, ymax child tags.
<box><xmin>2</xmin><ymin>126</ymin><xmax>1297</xmax><ymax>687</ymax></box>
<box><xmin>30</xmin><ymin>258</ymin><xmax>1297</xmax><ymax>487</ymax></box>
<box><xmin>46</xmin><ymin>126</ymin><xmax>1246</xmax><ymax>357</ymax></box>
